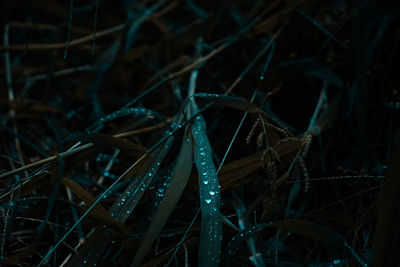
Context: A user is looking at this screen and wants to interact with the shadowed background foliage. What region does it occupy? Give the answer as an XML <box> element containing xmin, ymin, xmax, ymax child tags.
<box><xmin>0</xmin><ymin>0</ymin><xmax>399</xmax><ymax>266</ymax></box>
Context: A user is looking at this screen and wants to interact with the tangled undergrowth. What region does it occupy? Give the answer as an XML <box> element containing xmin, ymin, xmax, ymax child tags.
<box><xmin>1</xmin><ymin>0</ymin><xmax>400</xmax><ymax>266</ymax></box>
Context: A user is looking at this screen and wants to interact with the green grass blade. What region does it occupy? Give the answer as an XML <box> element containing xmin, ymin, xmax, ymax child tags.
<box><xmin>108</xmin><ymin>132</ymin><xmax>175</xmax><ymax>222</ymax></box>
<box><xmin>131</xmin><ymin>127</ymin><xmax>193</xmax><ymax>266</ymax></box>
<box><xmin>87</xmin><ymin>107</ymin><xmax>165</xmax><ymax>133</ymax></box>
<box><xmin>66</xmin><ymin>118</ymin><xmax>182</xmax><ymax>266</ymax></box>
<box><xmin>192</xmin><ymin>115</ymin><xmax>222</xmax><ymax>267</ymax></box>
<box><xmin>67</xmin><ymin>132</ymin><xmax>147</xmax><ymax>157</ymax></box>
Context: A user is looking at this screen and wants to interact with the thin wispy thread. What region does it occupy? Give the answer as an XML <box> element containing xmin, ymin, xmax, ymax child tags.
<box><xmin>217</xmin><ymin>91</ymin><xmax>257</xmax><ymax>173</ymax></box>
<box><xmin>165</xmin><ymin>209</ymin><xmax>200</xmax><ymax>266</ymax></box>
<box><xmin>92</xmin><ymin>0</ymin><xmax>99</xmax><ymax>55</ymax></box>
<box><xmin>297</xmin><ymin>9</ymin><xmax>347</xmax><ymax>50</ymax></box>
<box><xmin>0</xmin><ymin>186</ymin><xmax>14</xmax><ymax>260</ymax></box>
<box><xmin>64</xmin><ymin>0</ymin><xmax>75</xmax><ymax>59</ymax></box>
<box><xmin>225</xmin><ymin>27</ymin><xmax>282</xmax><ymax>94</ymax></box>
<box><xmin>260</xmin><ymin>42</ymin><xmax>276</xmax><ymax>80</ymax></box>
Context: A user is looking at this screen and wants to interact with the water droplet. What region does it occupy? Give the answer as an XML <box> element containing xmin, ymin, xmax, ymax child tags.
<box><xmin>148</xmin><ymin>172</ymin><xmax>152</xmax><ymax>177</ymax></box>
<box><xmin>126</xmin><ymin>210</ymin><xmax>130</xmax><ymax>214</ymax></box>
<box><xmin>209</xmin><ymin>191</ymin><xmax>216</xmax><ymax>196</ymax></box>
<box><xmin>203</xmin><ymin>180</ymin><xmax>209</xmax><ymax>185</ymax></box>
<box><xmin>202</xmin><ymin>171</ymin><xmax>208</xmax><ymax>176</ymax></box>
<box><xmin>158</xmin><ymin>188</ymin><xmax>164</xmax><ymax>193</ymax></box>
<box><xmin>201</xmin><ymin>161</ymin><xmax>206</xmax><ymax>166</ymax></box>
<box><xmin>333</xmin><ymin>259</ymin><xmax>341</xmax><ymax>265</ymax></box>
<box><xmin>205</xmin><ymin>199</ymin><xmax>212</xmax><ymax>204</ymax></box>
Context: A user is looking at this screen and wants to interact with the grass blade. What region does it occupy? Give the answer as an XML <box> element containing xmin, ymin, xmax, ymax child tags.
<box><xmin>67</xmin><ymin>132</ymin><xmax>147</xmax><ymax>157</ymax></box>
<box><xmin>87</xmin><ymin>107</ymin><xmax>165</xmax><ymax>133</ymax></box>
<box><xmin>131</xmin><ymin>127</ymin><xmax>193</xmax><ymax>266</ymax></box>
<box><xmin>66</xmin><ymin>117</ymin><xmax>182</xmax><ymax>266</ymax></box>
<box><xmin>108</xmin><ymin>127</ymin><xmax>176</xmax><ymax>222</ymax></box>
<box><xmin>192</xmin><ymin>115</ymin><xmax>222</xmax><ymax>266</ymax></box>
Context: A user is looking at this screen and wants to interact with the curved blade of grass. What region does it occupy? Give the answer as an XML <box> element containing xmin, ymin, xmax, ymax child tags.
<box><xmin>37</xmin><ymin>157</ymin><xmax>64</xmax><ymax>236</ymax></box>
<box><xmin>66</xmin><ymin>116</ymin><xmax>183</xmax><ymax>266</ymax></box>
<box><xmin>86</xmin><ymin>107</ymin><xmax>165</xmax><ymax>133</ymax></box>
<box><xmin>192</xmin><ymin>115</ymin><xmax>222</xmax><ymax>267</ymax></box>
<box><xmin>66</xmin><ymin>132</ymin><xmax>147</xmax><ymax>157</ymax></box>
<box><xmin>46</xmin><ymin>108</ymin><xmax>205</xmax><ymax>266</ymax></box>
<box><xmin>62</xmin><ymin>178</ymin><xmax>131</xmax><ymax>235</ymax></box>
<box><xmin>131</xmin><ymin>127</ymin><xmax>193</xmax><ymax>266</ymax></box>
<box><xmin>38</xmin><ymin>150</ymin><xmax>148</xmax><ymax>266</ymax></box>
<box><xmin>187</xmin><ymin>92</ymin><xmax>296</xmax><ymax>139</ymax></box>
<box><xmin>0</xmin><ymin>123</ymin><xmax>167</xmax><ymax>180</ymax></box>
<box><xmin>108</xmin><ymin>123</ymin><xmax>179</xmax><ymax>222</ymax></box>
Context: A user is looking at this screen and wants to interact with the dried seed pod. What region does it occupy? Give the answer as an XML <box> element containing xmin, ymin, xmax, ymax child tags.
<box><xmin>256</xmin><ymin>131</ymin><xmax>264</xmax><ymax>149</ymax></box>
<box><xmin>246</xmin><ymin>117</ymin><xmax>260</xmax><ymax>144</ymax></box>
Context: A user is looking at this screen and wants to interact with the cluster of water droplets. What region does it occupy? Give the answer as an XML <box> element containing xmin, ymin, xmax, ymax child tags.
<box><xmin>108</xmin><ymin>161</ymin><xmax>162</xmax><ymax>222</ymax></box>
<box><xmin>96</xmin><ymin>153</ymin><xmax>120</xmax><ymax>163</ymax></box>
<box><xmin>333</xmin><ymin>259</ymin><xmax>341</xmax><ymax>265</ymax></box>
<box><xmin>108</xmin><ymin>120</ymin><xmax>178</xmax><ymax>223</ymax></box>
<box><xmin>192</xmin><ymin>116</ymin><xmax>220</xmax><ymax>206</ymax></box>
<box><xmin>102</xmin><ymin>171</ymin><xmax>116</xmax><ymax>179</ymax></box>
<box><xmin>165</xmin><ymin>121</ymin><xmax>184</xmax><ymax>137</ymax></box>
<box><xmin>191</xmin><ymin>115</ymin><xmax>222</xmax><ymax>265</ymax></box>
<box><xmin>226</xmin><ymin>222</ymin><xmax>273</xmax><ymax>256</ymax></box>
<box><xmin>194</xmin><ymin>92</ymin><xmax>222</xmax><ymax>99</ymax></box>
<box><xmin>155</xmin><ymin>180</ymin><xmax>170</xmax><ymax>199</ymax></box>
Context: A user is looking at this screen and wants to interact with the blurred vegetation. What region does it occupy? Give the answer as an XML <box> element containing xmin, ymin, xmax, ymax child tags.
<box><xmin>0</xmin><ymin>0</ymin><xmax>399</xmax><ymax>266</ymax></box>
